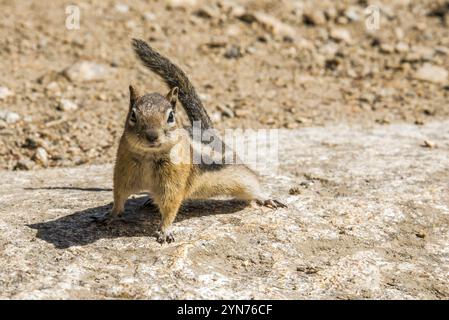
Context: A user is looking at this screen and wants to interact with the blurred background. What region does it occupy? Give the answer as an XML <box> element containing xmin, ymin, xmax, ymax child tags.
<box><xmin>0</xmin><ymin>0</ymin><xmax>448</xmax><ymax>170</ymax></box>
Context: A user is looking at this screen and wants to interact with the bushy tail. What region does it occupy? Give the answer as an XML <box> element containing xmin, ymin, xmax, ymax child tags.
<box><xmin>132</xmin><ymin>38</ymin><xmax>213</xmax><ymax>129</ymax></box>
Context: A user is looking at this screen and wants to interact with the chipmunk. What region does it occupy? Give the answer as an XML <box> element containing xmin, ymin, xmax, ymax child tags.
<box><xmin>97</xmin><ymin>39</ymin><xmax>285</xmax><ymax>243</ymax></box>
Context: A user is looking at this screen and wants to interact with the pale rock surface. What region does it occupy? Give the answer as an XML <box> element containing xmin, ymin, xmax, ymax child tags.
<box><xmin>0</xmin><ymin>122</ymin><xmax>448</xmax><ymax>299</ymax></box>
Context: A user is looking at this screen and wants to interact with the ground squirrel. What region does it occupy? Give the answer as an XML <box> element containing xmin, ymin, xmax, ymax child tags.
<box><xmin>97</xmin><ymin>39</ymin><xmax>285</xmax><ymax>243</ymax></box>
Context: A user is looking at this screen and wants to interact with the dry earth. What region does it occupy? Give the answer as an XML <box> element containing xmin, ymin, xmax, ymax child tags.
<box><xmin>0</xmin><ymin>0</ymin><xmax>448</xmax><ymax>170</ymax></box>
<box><xmin>0</xmin><ymin>121</ymin><xmax>448</xmax><ymax>299</ymax></box>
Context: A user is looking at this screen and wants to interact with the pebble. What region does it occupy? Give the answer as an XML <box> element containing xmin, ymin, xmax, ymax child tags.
<box><xmin>411</xmin><ymin>46</ymin><xmax>434</xmax><ymax>60</ymax></box>
<box><xmin>0</xmin><ymin>110</ymin><xmax>20</xmax><ymax>123</ymax></box>
<box><xmin>229</xmin><ymin>4</ymin><xmax>245</xmax><ymax>17</ymax></box>
<box><xmin>0</xmin><ymin>87</ymin><xmax>14</xmax><ymax>100</ymax></box>
<box><xmin>210</xmin><ymin>111</ymin><xmax>222</xmax><ymax>123</ymax></box>
<box><xmin>59</xmin><ymin>99</ymin><xmax>78</xmax><ymax>111</ymax></box>
<box><xmin>226</xmin><ymin>24</ymin><xmax>241</xmax><ymax>37</ymax></box>
<box><xmin>345</xmin><ymin>7</ymin><xmax>360</xmax><ymax>21</ymax></box>
<box><xmin>34</xmin><ymin>147</ymin><xmax>49</xmax><ymax>166</ymax></box>
<box><xmin>235</xmin><ymin>109</ymin><xmax>250</xmax><ymax>118</ymax></box>
<box><xmin>195</xmin><ymin>6</ymin><xmax>219</xmax><ymax>19</ymax></box>
<box><xmin>319</xmin><ymin>42</ymin><xmax>339</xmax><ymax>57</ymax></box>
<box><xmin>395</xmin><ymin>42</ymin><xmax>409</xmax><ymax>53</ymax></box>
<box><xmin>64</xmin><ymin>61</ymin><xmax>112</xmax><ymax>82</ymax></box>
<box><xmin>15</xmin><ymin>159</ymin><xmax>34</xmax><ymax>171</ymax></box>
<box><xmin>422</xmin><ymin>140</ymin><xmax>436</xmax><ymax>148</ymax></box>
<box><xmin>435</xmin><ymin>46</ymin><xmax>449</xmax><ymax>55</ymax></box>
<box><xmin>414</xmin><ymin>64</ymin><xmax>448</xmax><ymax>84</ymax></box>
<box><xmin>143</xmin><ymin>12</ymin><xmax>156</xmax><ymax>21</ymax></box>
<box><xmin>217</xmin><ymin>104</ymin><xmax>235</xmax><ymax>118</ymax></box>
<box><xmin>224</xmin><ymin>45</ymin><xmax>242</xmax><ymax>59</ymax></box>
<box><xmin>330</xmin><ymin>28</ymin><xmax>352</xmax><ymax>44</ymax></box>
<box><xmin>115</xmin><ymin>3</ymin><xmax>129</xmax><ymax>13</ymax></box>
<box><xmin>303</xmin><ymin>11</ymin><xmax>326</xmax><ymax>26</ymax></box>
<box><xmin>168</xmin><ymin>0</ymin><xmax>197</xmax><ymax>9</ymax></box>
<box><xmin>244</xmin><ymin>12</ymin><xmax>296</xmax><ymax>39</ymax></box>
<box><xmin>380</xmin><ymin>43</ymin><xmax>394</xmax><ymax>54</ymax></box>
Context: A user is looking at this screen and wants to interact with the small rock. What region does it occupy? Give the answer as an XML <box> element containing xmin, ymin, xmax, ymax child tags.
<box><xmin>296</xmin><ymin>266</ymin><xmax>319</xmax><ymax>274</ymax></box>
<box><xmin>325</xmin><ymin>7</ymin><xmax>338</xmax><ymax>20</ymax></box>
<box><xmin>23</xmin><ymin>137</ymin><xmax>39</xmax><ymax>149</ymax></box>
<box><xmin>380</xmin><ymin>43</ymin><xmax>394</xmax><ymax>54</ymax></box>
<box><xmin>376</xmin><ymin>118</ymin><xmax>391</xmax><ymax>125</ymax></box>
<box><xmin>229</xmin><ymin>4</ymin><xmax>245</xmax><ymax>17</ymax></box>
<box><xmin>303</xmin><ymin>11</ymin><xmax>326</xmax><ymax>26</ymax></box>
<box><xmin>246</xmin><ymin>44</ymin><xmax>258</xmax><ymax>54</ymax></box>
<box><xmin>319</xmin><ymin>42</ymin><xmax>339</xmax><ymax>57</ymax></box>
<box><xmin>394</xmin><ymin>27</ymin><xmax>405</xmax><ymax>40</ymax></box>
<box><xmin>96</xmin><ymin>93</ymin><xmax>107</xmax><ymax>101</ymax></box>
<box><xmin>359</xmin><ymin>93</ymin><xmax>376</xmax><ymax>104</ymax></box>
<box><xmin>289</xmin><ymin>187</ymin><xmax>301</xmax><ymax>195</ymax></box>
<box><xmin>0</xmin><ymin>87</ymin><xmax>14</xmax><ymax>100</ymax></box>
<box><xmin>125</xmin><ymin>20</ymin><xmax>138</xmax><ymax>29</ymax></box>
<box><xmin>414</xmin><ymin>119</ymin><xmax>425</xmax><ymax>126</ymax></box>
<box><xmin>330</xmin><ymin>28</ymin><xmax>352</xmax><ymax>44</ymax></box>
<box><xmin>143</xmin><ymin>12</ymin><xmax>156</xmax><ymax>21</ymax></box>
<box><xmin>210</xmin><ymin>111</ymin><xmax>222</xmax><ymax>123</ymax></box>
<box><xmin>414</xmin><ymin>64</ymin><xmax>448</xmax><ymax>84</ymax></box>
<box><xmin>45</xmin><ymin>81</ymin><xmax>61</xmax><ymax>96</ymax></box>
<box><xmin>59</xmin><ymin>99</ymin><xmax>78</xmax><ymax>111</ymax></box>
<box><xmin>194</xmin><ymin>6</ymin><xmax>219</xmax><ymax>19</ymax></box>
<box><xmin>203</xmin><ymin>37</ymin><xmax>227</xmax><ymax>49</ymax></box>
<box><xmin>0</xmin><ymin>110</ymin><xmax>20</xmax><ymax>124</ymax></box>
<box><xmin>411</xmin><ymin>46</ymin><xmax>434</xmax><ymax>60</ymax></box>
<box><xmin>435</xmin><ymin>46</ymin><xmax>449</xmax><ymax>55</ymax></box>
<box><xmin>345</xmin><ymin>7</ymin><xmax>360</xmax><ymax>21</ymax></box>
<box><xmin>415</xmin><ymin>232</ymin><xmax>426</xmax><ymax>239</ymax></box>
<box><xmin>235</xmin><ymin>109</ymin><xmax>250</xmax><ymax>118</ymax></box>
<box><xmin>15</xmin><ymin>159</ymin><xmax>34</xmax><ymax>171</ymax></box>
<box><xmin>224</xmin><ymin>45</ymin><xmax>242</xmax><ymax>59</ymax></box>
<box><xmin>422</xmin><ymin>140</ymin><xmax>436</xmax><ymax>148</ymax></box>
<box><xmin>64</xmin><ymin>61</ymin><xmax>113</xmax><ymax>82</ymax></box>
<box><xmin>217</xmin><ymin>104</ymin><xmax>235</xmax><ymax>118</ymax></box>
<box><xmin>245</xmin><ymin>12</ymin><xmax>296</xmax><ymax>39</ymax></box>
<box><xmin>168</xmin><ymin>0</ymin><xmax>197</xmax><ymax>9</ymax></box>
<box><xmin>34</xmin><ymin>147</ymin><xmax>49</xmax><ymax>166</ymax></box>
<box><xmin>380</xmin><ymin>5</ymin><xmax>395</xmax><ymax>19</ymax></box>
<box><xmin>295</xmin><ymin>116</ymin><xmax>310</xmax><ymax>124</ymax></box>
<box><xmin>225</xmin><ymin>24</ymin><xmax>242</xmax><ymax>37</ymax></box>
<box><xmin>115</xmin><ymin>3</ymin><xmax>129</xmax><ymax>13</ymax></box>
<box><xmin>261</xmin><ymin>117</ymin><xmax>276</xmax><ymax>125</ymax></box>
<box><xmin>395</xmin><ymin>42</ymin><xmax>409</xmax><ymax>53</ymax></box>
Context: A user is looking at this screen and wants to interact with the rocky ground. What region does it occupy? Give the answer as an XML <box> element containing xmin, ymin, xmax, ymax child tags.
<box><xmin>0</xmin><ymin>0</ymin><xmax>448</xmax><ymax>170</ymax></box>
<box><xmin>0</xmin><ymin>0</ymin><xmax>448</xmax><ymax>300</ymax></box>
<box><xmin>1</xmin><ymin>121</ymin><xmax>448</xmax><ymax>299</ymax></box>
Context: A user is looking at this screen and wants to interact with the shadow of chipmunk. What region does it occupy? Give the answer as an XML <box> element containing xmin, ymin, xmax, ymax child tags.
<box><xmin>28</xmin><ymin>191</ymin><xmax>248</xmax><ymax>249</ymax></box>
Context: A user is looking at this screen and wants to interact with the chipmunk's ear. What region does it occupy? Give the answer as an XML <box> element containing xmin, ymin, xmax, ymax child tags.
<box><xmin>129</xmin><ymin>85</ymin><xmax>140</xmax><ymax>110</ymax></box>
<box><xmin>166</xmin><ymin>87</ymin><xmax>178</xmax><ymax>110</ymax></box>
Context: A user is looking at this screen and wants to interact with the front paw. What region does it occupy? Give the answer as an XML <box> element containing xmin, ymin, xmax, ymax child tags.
<box><xmin>156</xmin><ymin>229</ymin><xmax>175</xmax><ymax>244</ymax></box>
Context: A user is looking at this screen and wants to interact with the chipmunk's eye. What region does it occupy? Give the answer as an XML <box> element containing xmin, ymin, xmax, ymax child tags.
<box><xmin>167</xmin><ymin>110</ymin><xmax>175</xmax><ymax>124</ymax></box>
<box><xmin>129</xmin><ymin>109</ymin><xmax>137</xmax><ymax>125</ymax></box>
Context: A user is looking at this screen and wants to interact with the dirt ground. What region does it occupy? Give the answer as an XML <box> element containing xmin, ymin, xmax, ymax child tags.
<box><xmin>0</xmin><ymin>0</ymin><xmax>448</xmax><ymax>170</ymax></box>
<box><xmin>0</xmin><ymin>0</ymin><xmax>448</xmax><ymax>300</ymax></box>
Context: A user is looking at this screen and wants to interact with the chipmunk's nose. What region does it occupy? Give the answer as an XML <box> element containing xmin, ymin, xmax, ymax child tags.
<box><xmin>145</xmin><ymin>129</ymin><xmax>159</xmax><ymax>144</ymax></box>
